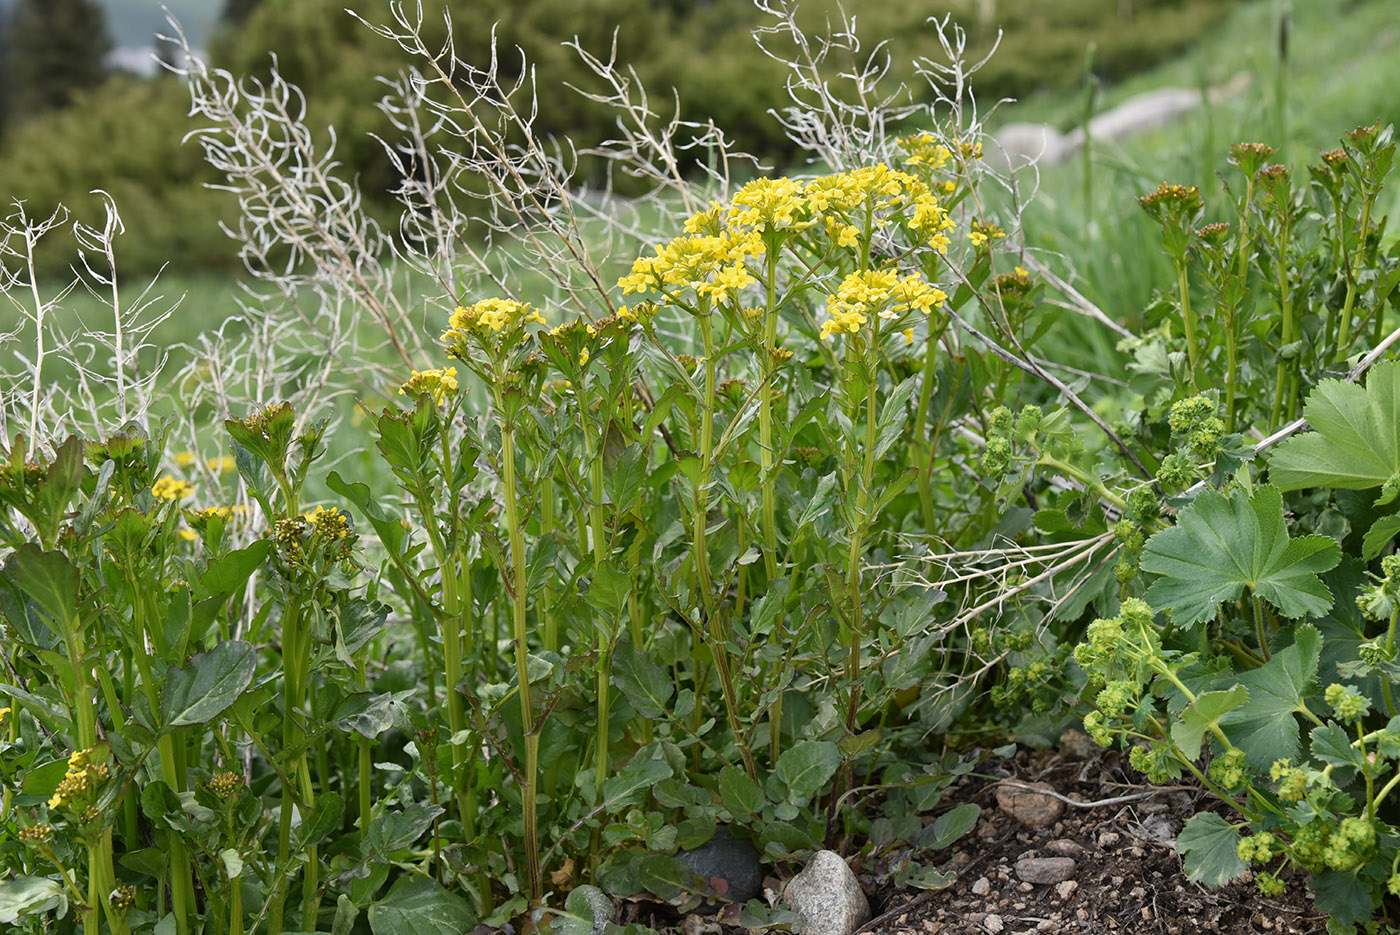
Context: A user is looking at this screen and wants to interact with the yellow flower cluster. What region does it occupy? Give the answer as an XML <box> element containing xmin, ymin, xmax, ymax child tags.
<box><xmin>619</xmin><ymin>165</ymin><xmax>955</xmax><ymax>307</ymax></box>
<box><xmin>399</xmin><ymin>367</ymin><xmax>460</xmax><ymax>405</ymax></box>
<box><xmin>152</xmin><ymin>475</ymin><xmax>195</xmax><ymax>501</ymax></box>
<box><xmin>49</xmin><ymin>748</ymin><xmax>108</xmax><ymax>810</ymax></box>
<box><xmin>820</xmin><ymin>270</ymin><xmax>948</xmax><ymax>340</ymax></box>
<box><xmin>898</xmin><ymin>133</ymin><xmax>953</xmax><ymax>170</ymax></box>
<box><xmin>969</xmin><ymin>220</ymin><xmax>1006</xmax><ymax>248</ymax></box>
<box><xmin>442</xmin><ymin>299</ymin><xmax>544</xmax><ymax>345</ymax></box>
<box><xmin>303</xmin><ymin>505</ymin><xmax>352</xmax><ymax>540</ymax></box>
<box><xmin>618</xmin><ymin>230</ymin><xmax>764</xmax><ymax>304</ymax></box>
<box><xmin>729</xmin><ymin>176</ymin><xmax>807</xmax><ymax>230</ymax></box>
<box><xmin>0</xmin><ymin>705</ymin><xmax>9</xmax><ymax>728</ymax></box>
<box><xmin>175</xmin><ymin>452</ymin><xmax>236</xmax><ymax>474</ymax></box>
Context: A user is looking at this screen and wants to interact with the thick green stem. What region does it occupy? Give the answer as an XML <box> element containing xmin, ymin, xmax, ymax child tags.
<box><xmin>542</xmin><ymin>473</ymin><xmax>558</xmax><ymax>653</ymax></box>
<box><xmin>500</xmin><ymin>419</ymin><xmax>542</xmax><ymax>901</ymax></box>
<box><xmin>587</xmin><ymin>431</ymin><xmax>613</xmax><ymax>799</ymax></box>
<box><xmin>1269</xmin><ymin>220</ymin><xmax>1295</xmax><ymax>430</ymax></box>
<box><xmin>844</xmin><ymin>335</ymin><xmax>881</xmax><ymax>739</ymax></box>
<box><xmin>1176</xmin><ymin>261</ymin><xmax>1200</xmax><ymax>390</ymax></box>
<box><xmin>1335</xmin><ymin>197</ymin><xmax>1373</xmax><ymax>362</ymax></box>
<box><xmin>694</xmin><ymin>313</ymin><xmax>758</xmax><ymax>781</ymax></box>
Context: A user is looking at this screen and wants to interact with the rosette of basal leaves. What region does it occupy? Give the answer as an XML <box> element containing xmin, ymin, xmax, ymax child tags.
<box><xmin>1269</xmin><ymin>361</ymin><xmax>1400</xmax><ymax>557</ymax></box>
<box><xmin>1140</xmin><ymin>485</ymin><xmax>1340</xmax><ymax>628</ymax></box>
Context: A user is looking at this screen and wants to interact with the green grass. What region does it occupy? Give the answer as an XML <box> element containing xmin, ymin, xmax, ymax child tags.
<box><xmin>987</xmin><ymin>0</ymin><xmax>1400</xmax><ymax>379</ymax></box>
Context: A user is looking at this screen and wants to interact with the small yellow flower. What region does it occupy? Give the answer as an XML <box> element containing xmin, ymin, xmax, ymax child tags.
<box><xmin>578</xmin><ymin>347</ymin><xmax>590</xmax><ymax>367</ymax></box>
<box><xmin>0</xmin><ymin>706</ymin><xmax>10</xmax><ymax>728</ymax></box>
<box><xmin>400</xmin><ymin>367</ymin><xmax>460</xmax><ymax>405</ymax></box>
<box><xmin>1015</xmin><ymin>266</ymin><xmax>1029</xmax><ymax>277</ymax></box>
<box><xmin>175</xmin><ymin>451</ymin><xmax>197</xmax><ymax>469</ymax></box>
<box><xmin>303</xmin><ymin>505</ymin><xmax>352</xmax><ymax>540</ymax></box>
<box><xmin>152</xmin><ymin>475</ymin><xmax>195</xmax><ymax>501</ymax></box>
<box><xmin>177</xmin><ymin>529</ymin><xmax>199</xmax><ymax>542</ymax></box>
<box><xmin>207</xmin><ymin>455</ymin><xmax>236</xmax><ymax>475</ymax></box>
<box><xmin>902</xmin><ymin>328</ymin><xmax>915</xmax><ymax>345</ymax></box>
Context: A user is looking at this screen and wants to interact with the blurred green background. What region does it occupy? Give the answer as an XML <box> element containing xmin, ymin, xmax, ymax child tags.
<box><xmin>0</xmin><ymin>0</ymin><xmax>1397</xmax><ymax>341</ymax></box>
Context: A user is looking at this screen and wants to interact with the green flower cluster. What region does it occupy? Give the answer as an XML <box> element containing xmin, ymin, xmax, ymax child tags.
<box><xmin>1236</xmin><ymin>830</ymin><xmax>1276</xmax><ymax>864</ymax></box>
<box><xmin>1324</xmin><ymin>683</ymin><xmax>1371</xmax><ymax>721</ymax></box>
<box><xmin>1209</xmin><ymin>747</ymin><xmax>1249</xmax><ymax>791</ymax></box>
<box><xmin>1269</xmin><ymin>758</ymin><xmax>1310</xmax><ymax>803</ymax></box>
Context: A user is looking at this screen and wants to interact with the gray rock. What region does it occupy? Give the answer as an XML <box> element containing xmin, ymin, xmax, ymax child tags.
<box><xmin>971</xmin><ymin>876</ymin><xmax>991</xmax><ymax>896</ymax></box>
<box><xmin>784</xmin><ymin>850</ymin><xmax>871</xmax><ymax>935</ymax></box>
<box><xmin>1044</xmin><ymin>839</ymin><xmax>1085</xmax><ymax>857</ymax></box>
<box><xmin>680</xmin><ymin>826</ymin><xmax>763</xmax><ymax>905</ymax></box>
<box><xmin>1057</xmin><ymin>729</ymin><xmax>1098</xmax><ymax>760</ymax></box>
<box><xmin>994</xmin><ymin>781</ymin><xmax>1065</xmax><ymax>828</ymax></box>
<box><xmin>1014</xmin><ymin>857</ymin><xmax>1077</xmax><ymax>885</ymax></box>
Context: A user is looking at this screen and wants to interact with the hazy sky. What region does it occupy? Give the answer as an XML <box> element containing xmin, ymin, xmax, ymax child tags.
<box><xmin>96</xmin><ymin>0</ymin><xmax>218</xmax><ymax>49</ymax></box>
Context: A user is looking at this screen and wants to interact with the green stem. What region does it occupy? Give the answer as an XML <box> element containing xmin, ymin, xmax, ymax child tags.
<box><xmin>1335</xmin><ymin>197</ymin><xmax>1373</xmax><ymax>362</ymax></box>
<box><xmin>694</xmin><ymin>312</ymin><xmax>758</xmax><ymax>782</ymax></box>
<box><xmin>1383</xmin><ymin>607</ymin><xmax>1399</xmax><ymax>719</ymax></box>
<box><xmin>499</xmin><ymin>418</ymin><xmax>542</xmax><ymax>901</ymax></box>
<box><xmin>1176</xmin><ymin>261</ymin><xmax>1200</xmax><ymax>390</ymax></box>
<box><xmin>542</xmin><ymin>473</ymin><xmax>558</xmax><ymax>653</ymax></box>
<box><xmin>1268</xmin><ymin>223</ymin><xmax>1295</xmax><ymax>430</ymax></box>
<box><xmin>587</xmin><ymin>428</ymin><xmax>613</xmax><ymax>799</ymax></box>
<box><xmin>1038</xmin><ymin>455</ymin><xmax>1128</xmax><ymax>512</ymax></box>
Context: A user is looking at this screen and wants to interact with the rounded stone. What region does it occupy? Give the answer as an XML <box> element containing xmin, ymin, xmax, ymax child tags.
<box><xmin>994</xmin><ymin>781</ymin><xmax>1066</xmax><ymax>828</ymax></box>
<box><xmin>679</xmin><ymin>826</ymin><xmax>763</xmax><ymax>905</ymax></box>
<box><xmin>1014</xmin><ymin>857</ymin><xmax>1077</xmax><ymax>885</ymax></box>
<box><xmin>783</xmin><ymin>850</ymin><xmax>871</xmax><ymax>935</ymax></box>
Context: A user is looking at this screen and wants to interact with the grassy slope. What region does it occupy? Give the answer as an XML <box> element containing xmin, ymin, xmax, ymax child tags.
<box><xmin>995</xmin><ymin>0</ymin><xmax>1400</xmax><ymax>379</ymax></box>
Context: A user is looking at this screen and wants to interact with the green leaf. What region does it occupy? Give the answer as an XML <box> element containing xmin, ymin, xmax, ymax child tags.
<box><xmin>1270</xmin><ymin>361</ymin><xmax>1400</xmax><ymax>491</ymax></box>
<box><xmin>1141</xmin><ymin>486</ymin><xmax>1340</xmax><ymax>627</ymax></box>
<box><xmin>1309</xmin><ymin>722</ymin><xmax>1365</xmax><ymax>770</ymax></box>
<box><xmin>294</xmin><ymin>792</ymin><xmax>344</xmax><ymax>850</ymax></box>
<box><xmin>637</xmin><ymin>854</ymin><xmax>692</xmax><ymax>900</ymax></box>
<box><xmin>201</xmin><ymin>542</ymin><xmax>271</xmax><ymax>596</ymax></box>
<box><xmin>1176</xmin><ymin>813</ymin><xmax>1247</xmax><ymax>887</ymax></box>
<box><xmin>585</xmin><ymin>561</ymin><xmax>631</xmax><ymax>618</ymax></box>
<box><xmin>611</xmin><ymin>641</ymin><xmax>673</xmax><ymax>720</ymax></box>
<box><xmin>1308</xmin><ymin>871</ymin><xmax>1376</xmax><ymax>927</ymax></box>
<box><xmin>333</xmin><ymin>692</ymin><xmax>395</xmax><ymax>739</ymax></box>
<box><xmin>0</xmin><ymin>876</ymin><xmax>67</xmax><ymax>925</ymax></box>
<box><xmin>1170</xmin><ymin>685</ymin><xmax>1250</xmax><ymax>760</ymax></box>
<box><xmin>1220</xmin><ymin>625</ymin><xmax>1321</xmax><ymax>769</ymax></box>
<box><xmin>774</xmin><ymin>740</ymin><xmax>841</xmax><ymax>807</ymax></box>
<box><xmin>367</xmin><ymin>874</ymin><xmax>476</xmax><ymax>935</ymax></box>
<box><xmin>553</xmin><ymin>886</ymin><xmax>612</xmax><ymax>935</ymax></box>
<box><xmin>161</xmin><ymin>641</ymin><xmax>256</xmax><ymax>728</ymax></box>
<box><xmin>602</xmin><ymin>751</ymin><xmax>673</xmax><ymax>810</ymax></box>
<box><xmin>873</xmin><ymin>376</ymin><xmax>919</xmax><ymax>460</ymax></box>
<box><xmin>2</xmin><ymin>546</ymin><xmax>81</xmax><ymax>638</ymax></box>
<box><xmin>914</xmin><ymin>803</ymin><xmax>981</xmax><ymax>852</ymax></box>
<box><xmin>718</xmin><ymin>765</ymin><xmax>763</xmax><ymax>821</ymax></box>
<box><xmin>1362</xmin><ymin>515</ymin><xmax>1400</xmax><ymax>560</ymax></box>
<box><xmin>368</xmin><ymin>803</ymin><xmax>443</xmax><ymax>854</ymax></box>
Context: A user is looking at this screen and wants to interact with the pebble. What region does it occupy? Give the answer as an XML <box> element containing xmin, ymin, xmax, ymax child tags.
<box><xmin>994</xmin><ymin>782</ymin><xmax>1065</xmax><ymax>829</ymax></box>
<box><xmin>1057</xmin><ymin>728</ymin><xmax>1098</xmax><ymax>759</ymax></box>
<box><xmin>1097</xmin><ymin>831</ymin><xmax>1121</xmax><ymax>848</ymax></box>
<box><xmin>971</xmin><ymin>877</ymin><xmax>991</xmax><ymax>896</ymax></box>
<box><xmin>1014</xmin><ymin>857</ymin><xmax>1077</xmax><ymax>885</ymax></box>
<box><xmin>680</xmin><ymin>826</ymin><xmax>763</xmax><ymax>906</ymax></box>
<box><xmin>984</xmin><ymin>914</ymin><xmax>1004</xmax><ymax>933</ymax></box>
<box><xmin>783</xmin><ymin>850</ymin><xmax>870</xmax><ymax>935</ymax></box>
<box><xmin>1045</xmin><ymin>839</ymin><xmax>1085</xmax><ymax>856</ymax></box>
<box><xmin>1056</xmin><ymin>880</ymin><xmax>1078</xmax><ymax>900</ymax></box>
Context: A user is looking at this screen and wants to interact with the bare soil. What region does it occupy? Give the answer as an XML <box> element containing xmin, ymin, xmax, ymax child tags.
<box><xmin>857</xmin><ymin>742</ymin><xmax>1325</xmax><ymax>935</ymax></box>
<box><xmin>611</xmin><ymin>741</ymin><xmax>1327</xmax><ymax>935</ymax></box>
